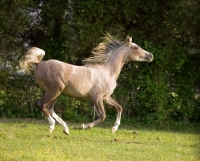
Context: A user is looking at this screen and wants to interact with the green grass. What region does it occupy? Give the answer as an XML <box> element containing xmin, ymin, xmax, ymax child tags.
<box><xmin>0</xmin><ymin>118</ymin><xmax>199</xmax><ymax>161</ymax></box>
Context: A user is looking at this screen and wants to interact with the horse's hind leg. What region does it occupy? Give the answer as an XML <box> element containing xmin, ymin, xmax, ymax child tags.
<box><xmin>47</xmin><ymin>99</ymin><xmax>69</xmax><ymax>135</ymax></box>
<box><xmin>36</xmin><ymin>90</ymin><xmax>63</xmax><ymax>134</ymax></box>
<box><xmin>51</xmin><ymin>110</ymin><xmax>69</xmax><ymax>135</ymax></box>
<box><xmin>104</xmin><ymin>96</ymin><xmax>123</xmax><ymax>133</ymax></box>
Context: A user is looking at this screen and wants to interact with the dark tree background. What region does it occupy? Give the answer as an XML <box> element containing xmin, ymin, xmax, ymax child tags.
<box><xmin>0</xmin><ymin>0</ymin><xmax>200</xmax><ymax>123</ymax></box>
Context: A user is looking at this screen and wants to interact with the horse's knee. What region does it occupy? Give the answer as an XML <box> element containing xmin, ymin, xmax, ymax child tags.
<box><xmin>119</xmin><ymin>106</ymin><xmax>123</xmax><ymax>114</ymax></box>
<box><xmin>100</xmin><ymin>114</ymin><xmax>106</xmax><ymax>121</ymax></box>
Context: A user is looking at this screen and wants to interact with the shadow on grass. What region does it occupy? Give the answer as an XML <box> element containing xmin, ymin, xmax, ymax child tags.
<box><xmin>0</xmin><ymin>117</ymin><xmax>200</xmax><ymax>135</ymax></box>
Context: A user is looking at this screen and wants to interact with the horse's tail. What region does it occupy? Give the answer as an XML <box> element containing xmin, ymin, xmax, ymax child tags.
<box><xmin>20</xmin><ymin>47</ymin><xmax>45</xmax><ymax>74</ymax></box>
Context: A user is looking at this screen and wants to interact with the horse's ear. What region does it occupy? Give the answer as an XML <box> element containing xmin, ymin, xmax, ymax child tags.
<box><xmin>126</xmin><ymin>36</ymin><xmax>132</xmax><ymax>45</ymax></box>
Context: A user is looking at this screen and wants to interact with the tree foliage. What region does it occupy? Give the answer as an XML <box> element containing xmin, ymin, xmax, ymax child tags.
<box><xmin>0</xmin><ymin>0</ymin><xmax>199</xmax><ymax>123</ymax></box>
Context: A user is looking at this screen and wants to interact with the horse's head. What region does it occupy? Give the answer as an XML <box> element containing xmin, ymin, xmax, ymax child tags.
<box><xmin>125</xmin><ymin>36</ymin><xmax>153</xmax><ymax>62</ymax></box>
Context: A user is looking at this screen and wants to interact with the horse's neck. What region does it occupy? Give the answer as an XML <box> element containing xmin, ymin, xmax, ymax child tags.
<box><xmin>105</xmin><ymin>45</ymin><xmax>127</xmax><ymax>80</ymax></box>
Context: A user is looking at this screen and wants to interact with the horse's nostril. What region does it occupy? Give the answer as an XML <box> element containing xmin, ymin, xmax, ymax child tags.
<box><xmin>146</xmin><ymin>52</ymin><xmax>153</xmax><ymax>59</ymax></box>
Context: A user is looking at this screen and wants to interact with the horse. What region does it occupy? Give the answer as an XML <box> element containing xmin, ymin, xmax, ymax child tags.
<box><xmin>20</xmin><ymin>34</ymin><xmax>153</xmax><ymax>135</ymax></box>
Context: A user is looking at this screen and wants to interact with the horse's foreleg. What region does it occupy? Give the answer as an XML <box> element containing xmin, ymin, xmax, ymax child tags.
<box><xmin>112</xmin><ymin>113</ymin><xmax>121</xmax><ymax>133</ymax></box>
<box><xmin>81</xmin><ymin>97</ymin><xmax>106</xmax><ymax>130</ymax></box>
<box><xmin>82</xmin><ymin>118</ymin><xmax>102</xmax><ymax>129</ymax></box>
<box><xmin>104</xmin><ymin>96</ymin><xmax>123</xmax><ymax>133</ymax></box>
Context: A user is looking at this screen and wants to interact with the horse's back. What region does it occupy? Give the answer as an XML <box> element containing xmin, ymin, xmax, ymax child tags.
<box><xmin>35</xmin><ymin>59</ymin><xmax>72</xmax><ymax>77</ymax></box>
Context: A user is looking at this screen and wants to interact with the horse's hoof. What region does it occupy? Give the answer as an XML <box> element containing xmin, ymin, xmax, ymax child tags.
<box><xmin>63</xmin><ymin>129</ymin><xmax>69</xmax><ymax>135</ymax></box>
<box><xmin>112</xmin><ymin>126</ymin><xmax>117</xmax><ymax>134</ymax></box>
<box><xmin>49</xmin><ymin>127</ymin><xmax>53</xmax><ymax>134</ymax></box>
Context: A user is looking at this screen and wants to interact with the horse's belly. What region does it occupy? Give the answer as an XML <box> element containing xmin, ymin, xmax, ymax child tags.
<box><xmin>63</xmin><ymin>83</ymin><xmax>91</xmax><ymax>98</ymax></box>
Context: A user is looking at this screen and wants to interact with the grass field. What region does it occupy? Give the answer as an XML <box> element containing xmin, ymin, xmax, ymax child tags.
<box><xmin>0</xmin><ymin>118</ymin><xmax>199</xmax><ymax>161</ymax></box>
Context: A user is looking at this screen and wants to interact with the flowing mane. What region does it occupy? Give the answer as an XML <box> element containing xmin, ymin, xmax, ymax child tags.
<box><xmin>83</xmin><ymin>33</ymin><xmax>125</xmax><ymax>64</ymax></box>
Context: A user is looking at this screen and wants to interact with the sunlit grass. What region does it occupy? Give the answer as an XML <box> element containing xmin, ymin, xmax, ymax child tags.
<box><xmin>0</xmin><ymin>118</ymin><xmax>199</xmax><ymax>161</ymax></box>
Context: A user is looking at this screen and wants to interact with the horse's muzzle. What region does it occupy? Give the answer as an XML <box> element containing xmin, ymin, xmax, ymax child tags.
<box><xmin>146</xmin><ymin>52</ymin><xmax>153</xmax><ymax>62</ymax></box>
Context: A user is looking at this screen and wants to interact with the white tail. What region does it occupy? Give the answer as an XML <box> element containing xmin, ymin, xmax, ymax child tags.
<box><xmin>19</xmin><ymin>47</ymin><xmax>45</xmax><ymax>74</ymax></box>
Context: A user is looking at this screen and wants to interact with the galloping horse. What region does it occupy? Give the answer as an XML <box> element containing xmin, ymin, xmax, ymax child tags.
<box><xmin>20</xmin><ymin>34</ymin><xmax>153</xmax><ymax>135</ymax></box>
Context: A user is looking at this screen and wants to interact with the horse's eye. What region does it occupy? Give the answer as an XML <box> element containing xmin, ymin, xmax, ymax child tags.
<box><xmin>132</xmin><ymin>46</ymin><xmax>139</xmax><ymax>50</ymax></box>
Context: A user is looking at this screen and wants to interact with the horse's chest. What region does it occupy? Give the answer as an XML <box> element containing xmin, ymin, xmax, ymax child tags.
<box><xmin>99</xmin><ymin>80</ymin><xmax>117</xmax><ymax>95</ymax></box>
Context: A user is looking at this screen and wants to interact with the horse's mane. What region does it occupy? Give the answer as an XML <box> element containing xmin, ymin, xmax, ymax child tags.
<box><xmin>83</xmin><ymin>33</ymin><xmax>125</xmax><ymax>64</ymax></box>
